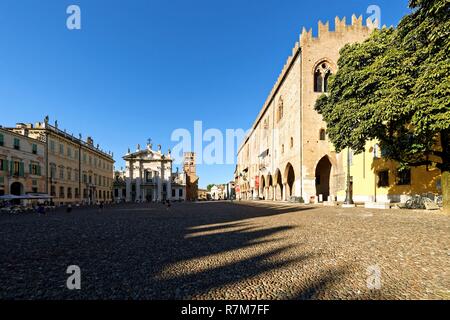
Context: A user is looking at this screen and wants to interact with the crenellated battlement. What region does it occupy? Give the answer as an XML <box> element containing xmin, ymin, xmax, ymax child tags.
<box><xmin>300</xmin><ymin>14</ymin><xmax>379</xmax><ymax>45</ymax></box>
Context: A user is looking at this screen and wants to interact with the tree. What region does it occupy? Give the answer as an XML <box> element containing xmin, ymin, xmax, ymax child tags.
<box><xmin>315</xmin><ymin>0</ymin><xmax>450</xmax><ymax>212</ymax></box>
<box><xmin>206</xmin><ymin>184</ymin><xmax>216</xmax><ymax>192</ymax></box>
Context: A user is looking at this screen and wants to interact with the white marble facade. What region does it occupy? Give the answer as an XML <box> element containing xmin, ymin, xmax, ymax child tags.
<box><xmin>123</xmin><ymin>142</ymin><xmax>186</xmax><ymax>202</ymax></box>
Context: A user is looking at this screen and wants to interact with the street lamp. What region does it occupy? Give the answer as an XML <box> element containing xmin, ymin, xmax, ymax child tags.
<box><xmin>344</xmin><ymin>147</ymin><xmax>354</xmax><ymax>205</ymax></box>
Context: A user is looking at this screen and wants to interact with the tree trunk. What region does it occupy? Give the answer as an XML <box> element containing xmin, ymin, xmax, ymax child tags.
<box><xmin>442</xmin><ymin>170</ymin><xmax>450</xmax><ymax>214</ymax></box>
<box><xmin>441</xmin><ymin>131</ymin><xmax>450</xmax><ymax>214</ymax></box>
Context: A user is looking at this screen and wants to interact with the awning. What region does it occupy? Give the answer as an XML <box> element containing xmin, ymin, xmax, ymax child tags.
<box><xmin>0</xmin><ymin>195</ymin><xmax>22</xmax><ymax>200</ymax></box>
<box><xmin>0</xmin><ymin>194</ymin><xmax>53</xmax><ymax>200</ymax></box>
<box><xmin>258</xmin><ymin>149</ymin><xmax>269</xmax><ymax>158</ymax></box>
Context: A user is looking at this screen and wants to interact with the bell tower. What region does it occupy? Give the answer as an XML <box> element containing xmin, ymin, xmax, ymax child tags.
<box><xmin>183</xmin><ymin>152</ymin><xmax>198</xmax><ymax>201</ymax></box>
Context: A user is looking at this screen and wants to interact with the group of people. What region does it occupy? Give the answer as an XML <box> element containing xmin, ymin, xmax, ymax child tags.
<box><xmin>3</xmin><ymin>199</ymin><xmax>173</xmax><ymax>215</ymax></box>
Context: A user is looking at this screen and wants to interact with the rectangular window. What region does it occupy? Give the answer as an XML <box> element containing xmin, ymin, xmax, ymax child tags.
<box><xmin>377</xmin><ymin>170</ymin><xmax>389</xmax><ymax>188</ymax></box>
<box><xmin>172</xmin><ymin>189</ymin><xmax>176</xmax><ymax>197</ymax></box>
<box><xmin>51</xmin><ymin>186</ymin><xmax>56</xmax><ymax>197</ymax></box>
<box><xmin>30</xmin><ymin>163</ymin><xmax>40</xmax><ymax>175</ymax></box>
<box><xmin>0</xmin><ymin>159</ymin><xmax>7</xmax><ymax>171</ymax></box>
<box><xmin>59</xmin><ymin>167</ymin><xmax>64</xmax><ymax>180</ymax></box>
<box><xmin>32</xmin><ymin>144</ymin><xmax>38</xmax><ymax>155</ymax></box>
<box><xmin>67</xmin><ymin>147</ymin><xmax>72</xmax><ymax>158</ymax></box>
<box><xmin>397</xmin><ymin>169</ymin><xmax>411</xmax><ymax>185</ymax></box>
<box><xmin>59</xmin><ymin>186</ymin><xmax>65</xmax><ymax>198</ymax></box>
<box><xmin>50</xmin><ymin>140</ymin><xmax>55</xmax><ymax>153</ymax></box>
<box><xmin>179</xmin><ymin>189</ymin><xmax>183</xmax><ymax>197</ymax></box>
<box><xmin>59</xmin><ymin>144</ymin><xmax>64</xmax><ymax>155</ymax></box>
<box><xmin>14</xmin><ymin>138</ymin><xmax>20</xmax><ymax>150</ymax></box>
<box><xmin>83</xmin><ymin>153</ymin><xmax>87</xmax><ymax>163</ymax></box>
<box><xmin>12</xmin><ymin>161</ymin><xmax>24</xmax><ymax>176</ymax></box>
<box><xmin>0</xmin><ymin>134</ymin><xmax>4</xmax><ymax>146</ymax></box>
<box><xmin>0</xmin><ymin>176</ymin><xmax>4</xmax><ymax>185</ymax></box>
<box><xmin>50</xmin><ymin>164</ymin><xmax>57</xmax><ymax>179</ymax></box>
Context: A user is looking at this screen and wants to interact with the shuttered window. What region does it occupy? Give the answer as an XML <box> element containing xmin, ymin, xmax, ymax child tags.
<box><xmin>14</xmin><ymin>138</ymin><xmax>20</xmax><ymax>150</ymax></box>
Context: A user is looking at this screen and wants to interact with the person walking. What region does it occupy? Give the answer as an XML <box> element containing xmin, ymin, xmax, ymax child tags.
<box><xmin>37</xmin><ymin>204</ymin><xmax>46</xmax><ymax>216</ymax></box>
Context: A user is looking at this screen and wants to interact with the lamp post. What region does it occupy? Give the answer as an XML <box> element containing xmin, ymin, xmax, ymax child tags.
<box><xmin>344</xmin><ymin>147</ymin><xmax>354</xmax><ymax>205</ymax></box>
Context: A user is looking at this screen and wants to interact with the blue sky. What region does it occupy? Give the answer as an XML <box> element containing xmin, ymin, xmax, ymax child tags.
<box><xmin>0</xmin><ymin>0</ymin><xmax>410</xmax><ymax>188</ymax></box>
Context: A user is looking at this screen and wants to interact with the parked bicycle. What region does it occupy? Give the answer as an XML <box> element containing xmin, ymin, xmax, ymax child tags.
<box><xmin>405</xmin><ymin>194</ymin><xmax>441</xmax><ymax>210</ymax></box>
<box><xmin>436</xmin><ymin>195</ymin><xmax>443</xmax><ymax>208</ymax></box>
<box><xmin>405</xmin><ymin>194</ymin><xmax>433</xmax><ymax>210</ymax></box>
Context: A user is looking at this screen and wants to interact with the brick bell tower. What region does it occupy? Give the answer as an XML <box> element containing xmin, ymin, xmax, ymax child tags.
<box><xmin>183</xmin><ymin>152</ymin><xmax>199</xmax><ymax>201</ymax></box>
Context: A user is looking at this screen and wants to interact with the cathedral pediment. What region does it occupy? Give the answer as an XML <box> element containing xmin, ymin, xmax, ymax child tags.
<box><xmin>123</xmin><ymin>149</ymin><xmax>164</xmax><ymax>160</ymax></box>
<box><xmin>122</xmin><ymin>143</ymin><xmax>171</xmax><ymax>162</ymax></box>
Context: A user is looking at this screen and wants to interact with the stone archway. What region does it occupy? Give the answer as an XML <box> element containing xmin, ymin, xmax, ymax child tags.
<box><xmin>10</xmin><ymin>182</ymin><xmax>23</xmax><ymax>196</ymax></box>
<box><xmin>315</xmin><ymin>156</ymin><xmax>332</xmax><ymax>202</ymax></box>
<box><xmin>267</xmin><ymin>175</ymin><xmax>273</xmax><ymax>200</ymax></box>
<box><xmin>284</xmin><ymin>163</ymin><xmax>295</xmax><ymax>199</ymax></box>
<box><xmin>274</xmin><ymin>169</ymin><xmax>283</xmax><ymax>201</ymax></box>
<box><xmin>260</xmin><ymin>176</ymin><xmax>266</xmax><ymax>200</ymax></box>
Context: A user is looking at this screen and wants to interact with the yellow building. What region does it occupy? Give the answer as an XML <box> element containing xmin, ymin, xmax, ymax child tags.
<box><xmin>0</xmin><ymin>127</ymin><xmax>46</xmax><ymax>197</ymax></box>
<box><xmin>338</xmin><ymin>143</ymin><xmax>441</xmax><ymax>204</ymax></box>
<box><xmin>9</xmin><ymin>118</ymin><xmax>115</xmax><ymax>205</ymax></box>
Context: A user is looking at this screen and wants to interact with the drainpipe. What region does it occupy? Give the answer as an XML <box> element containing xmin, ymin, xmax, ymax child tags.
<box><xmin>299</xmin><ymin>50</ymin><xmax>304</xmax><ymax>203</ymax></box>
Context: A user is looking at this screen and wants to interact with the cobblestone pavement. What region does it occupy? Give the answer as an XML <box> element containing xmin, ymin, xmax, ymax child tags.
<box><xmin>0</xmin><ymin>201</ymin><xmax>449</xmax><ymax>300</ymax></box>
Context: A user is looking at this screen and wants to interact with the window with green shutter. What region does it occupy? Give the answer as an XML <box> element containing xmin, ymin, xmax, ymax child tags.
<box><xmin>14</xmin><ymin>138</ymin><xmax>20</xmax><ymax>150</ymax></box>
<box><xmin>19</xmin><ymin>162</ymin><xmax>24</xmax><ymax>177</ymax></box>
<box><xmin>29</xmin><ymin>163</ymin><xmax>40</xmax><ymax>176</ymax></box>
<box><xmin>0</xmin><ymin>176</ymin><xmax>4</xmax><ymax>185</ymax></box>
<box><xmin>0</xmin><ymin>159</ymin><xmax>7</xmax><ymax>171</ymax></box>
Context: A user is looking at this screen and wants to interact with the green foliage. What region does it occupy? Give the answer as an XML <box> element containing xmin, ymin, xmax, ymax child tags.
<box><xmin>315</xmin><ymin>0</ymin><xmax>450</xmax><ymax>172</ymax></box>
<box><xmin>206</xmin><ymin>184</ymin><xmax>216</xmax><ymax>191</ymax></box>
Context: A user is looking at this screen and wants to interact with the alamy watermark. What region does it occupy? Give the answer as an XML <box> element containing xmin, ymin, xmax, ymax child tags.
<box><xmin>66</xmin><ymin>265</ymin><xmax>81</xmax><ymax>290</ymax></box>
<box><xmin>66</xmin><ymin>5</ymin><xmax>81</xmax><ymax>30</ymax></box>
<box><xmin>366</xmin><ymin>265</ymin><xmax>382</xmax><ymax>290</ymax></box>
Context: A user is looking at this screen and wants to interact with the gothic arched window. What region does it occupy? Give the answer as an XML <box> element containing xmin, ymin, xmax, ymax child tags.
<box><xmin>319</xmin><ymin>129</ymin><xmax>326</xmax><ymax>141</ymax></box>
<box><xmin>277</xmin><ymin>97</ymin><xmax>284</xmax><ymax>122</ymax></box>
<box><xmin>324</xmin><ymin>70</ymin><xmax>331</xmax><ymax>92</ymax></box>
<box><xmin>314</xmin><ymin>70</ymin><xmax>323</xmax><ymax>93</ymax></box>
<box><xmin>314</xmin><ymin>62</ymin><xmax>332</xmax><ymax>93</ymax></box>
